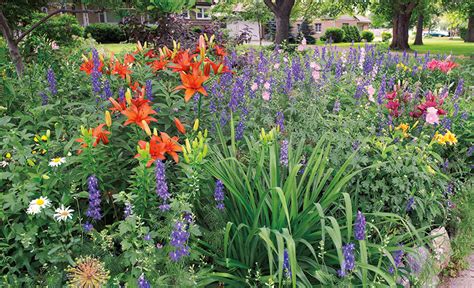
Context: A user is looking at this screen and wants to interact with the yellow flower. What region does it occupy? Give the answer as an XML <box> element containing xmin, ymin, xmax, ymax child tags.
<box><xmin>105</xmin><ymin>111</ymin><xmax>112</xmax><ymax>127</ymax></box>
<box><xmin>433</xmin><ymin>130</ymin><xmax>458</xmax><ymax>145</ymax></box>
<box><xmin>395</xmin><ymin>123</ymin><xmax>409</xmax><ymax>138</ymax></box>
<box><xmin>427</xmin><ymin>165</ymin><xmax>436</xmax><ymax>174</ymax></box>
<box><xmin>444</xmin><ymin>130</ymin><xmax>457</xmax><ymax>145</ymax></box>
<box><xmin>41</xmin><ymin>135</ymin><xmax>48</xmax><ymax>141</ymax></box>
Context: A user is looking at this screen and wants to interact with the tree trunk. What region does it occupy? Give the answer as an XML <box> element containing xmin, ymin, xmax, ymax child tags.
<box><xmin>275</xmin><ymin>14</ymin><xmax>290</xmax><ymax>44</ymax></box>
<box><xmin>467</xmin><ymin>15</ymin><xmax>474</xmax><ymax>42</ymax></box>
<box><xmin>414</xmin><ymin>14</ymin><xmax>423</xmax><ymax>45</ymax></box>
<box><xmin>263</xmin><ymin>0</ymin><xmax>295</xmax><ymax>45</ymax></box>
<box><xmin>390</xmin><ymin>13</ymin><xmax>412</xmax><ymax>50</ymax></box>
<box><xmin>0</xmin><ymin>10</ymin><xmax>24</xmax><ymax>77</ymax></box>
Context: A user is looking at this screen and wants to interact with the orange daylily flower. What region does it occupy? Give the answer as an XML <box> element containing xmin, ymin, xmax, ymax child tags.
<box><xmin>136</xmin><ymin>135</ymin><xmax>166</xmax><ymax>167</ymax></box>
<box><xmin>124</xmin><ymin>53</ymin><xmax>135</xmax><ymax>64</ymax></box>
<box><xmin>157</xmin><ymin>132</ymin><xmax>182</xmax><ymax>163</ymax></box>
<box><xmin>130</xmin><ymin>81</ymin><xmax>141</xmax><ymax>92</ymax></box>
<box><xmin>112</xmin><ymin>61</ymin><xmax>131</xmax><ymax>79</ymax></box>
<box><xmin>75</xmin><ymin>124</ymin><xmax>110</xmax><ymax>154</ymax></box>
<box><xmin>109</xmin><ymin>97</ymin><xmax>126</xmax><ymax>112</ymax></box>
<box><xmin>149</xmin><ymin>57</ymin><xmax>169</xmax><ymax>72</ymax></box>
<box><xmin>144</xmin><ymin>49</ymin><xmax>157</xmax><ymax>58</ymax></box>
<box><xmin>214</xmin><ymin>45</ymin><xmax>227</xmax><ymax>57</ymax></box>
<box><xmin>175</xmin><ymin>69</ymin><xmax>209</xmax><ymax>102</ymax></box>
<box><xmin>92</xmin><ymin>124</ymin><xmax>111</xmax><ymax>147</ymax></box>
<box><xmin>122</xmin><ymin>102</ymin><xmax>158</xmax><ymax>129</ymax></box>
<box><xmin>170</xmin><ymin>50</ymin><xmax>196</xmax><ymax>73</ymax></box>
<box><xmin>174</xmin><ymin>118</ymin><xmax>186</xmax><ymax>134</ymax></box>
<box><xmin>80</xmin><ymin>59</ymin><xmax>103</xmax><ymax>75</ymax></box>
<box><xmin>207</xmin><ymin>60</ymin><xmax>232</xmax><ymax>75</ymax></box>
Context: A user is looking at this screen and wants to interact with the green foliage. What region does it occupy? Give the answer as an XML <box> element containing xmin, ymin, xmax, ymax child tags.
<box><xmin>382</xmin><ymin>31</ymin><xmax>392</xmax><ymax>42</ymax></box>
<box><xmin>25</xmin><ymin>12</ymin><xmax>83</xmax><ymax>46</ymax></box>
<box><xmin>84</xmin><ymin>23</ymin><xmax>127</xmax><ymax>44</ymax></box>
<box><xmin>361</xmin><ymin>30</ymin><xmax>374</xmax><ymax>42</ymax></box>
<box><xmin>324</xmin><ymin>27</ymin><xmax>345</xmax><ymax>43</ymax></box>
<box><xmin>342</xmin><ymin>25</ymin><xmax>361</xmax><ymax>42</ymax></box>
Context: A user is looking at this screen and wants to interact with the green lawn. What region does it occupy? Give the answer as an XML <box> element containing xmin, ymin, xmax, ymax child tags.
<box><xmin>99</xmin><ymin>43</ymin><xmax>136</xmax><ymax>54</ymax></box>
<box><xmin>410</xmin><ymin>38</ymin><xmax>474</xmax><ymax>57</ymax></box>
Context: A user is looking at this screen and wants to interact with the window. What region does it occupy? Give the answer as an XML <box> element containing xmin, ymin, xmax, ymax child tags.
<box><xmin>196</xmin><ymin>7</ymin><xmax>210</xmax><ymax>19</ymax></box>
<box><xmin>41</xmin><ymin>7</ymin><xmax>48</xmax><ymax>13</ymax></box>
<box><xmin>297</xmin><ymin>24</ymin><xmax>301</xmax><ymax>31</ymax></box>
<box><xmin>180</xmin><ymin>10</ymin><xmax>190</xmax><ymax>19</ymax></box>
<box><xmin>99</xmin><ymin>11</ymin><xmax>107</xmax><ymax>23</ymax></box>
<box><xmin>342</xmin><ymin>23</ymin><xmax>349</xmax><ymax>26</ymax></box>
<box><xmin>315</xmin><ymin>23</ymin><xmax>322</xmax><ymax>33</ymax></box>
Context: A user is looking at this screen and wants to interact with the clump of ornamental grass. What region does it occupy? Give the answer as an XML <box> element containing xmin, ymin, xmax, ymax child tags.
<box><xmin>66</xmin><ymin>256</ymin><xmax>110</xmax><ymax>287</ymax></box>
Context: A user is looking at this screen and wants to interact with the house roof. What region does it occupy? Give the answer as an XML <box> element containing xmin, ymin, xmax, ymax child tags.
<box><xmin>355</xmin><ymin>15</ymin><xmax>371</xmax><ymax>23</ymax></box>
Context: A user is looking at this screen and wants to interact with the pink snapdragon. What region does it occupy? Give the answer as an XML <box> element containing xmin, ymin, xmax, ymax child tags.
<box><xmin>425</xmin><ymin>107</ymin><xmax>439</xmax><ymax>125</ymax></box>
<box><xmin>366</xmin><ymin>85</ymin><xmax>375</xmax><ymax>102</ymax></box>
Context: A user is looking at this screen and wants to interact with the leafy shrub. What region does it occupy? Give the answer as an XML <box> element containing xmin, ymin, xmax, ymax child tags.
<box><xmin>382</xmin><ymin>31</ymin><xmax>392</xmax><ymax>42</ymax></box>
<box><xmin>342</xmin><ymin>25</ymin><xmax>361</xmax><ymax>42</ymax></box>
<box><xmin>25</xmin><ymin>13</ymin><xmax>83</xmax><ymax>46</ymax></box>
<box><xmin>361</xmin><ymin>30</ymin><xmax>374</xmax><ymax>42</ymax></box>
<box><xmin>84</xmin><ymin>23</ymin><xmax>127</xmax><ymax>43</ymax></box>
<box><xmin>324</xmin><ymin>27</ymin><xmax>344</xmax><ymax>43</ymax></box>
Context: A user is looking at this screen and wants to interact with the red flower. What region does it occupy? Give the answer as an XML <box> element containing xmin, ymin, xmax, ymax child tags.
<box><xmin>385</xmin><ymin>91</ymin><xmax>397</xmax><ymax>101</ymax></box>
<box><xmin>112</xmin><ymin>61</ymin><xmax>131</xmax><ymax>79</ymax></box>
<box><xmin>175</xmin><ymin>69</ymin><xmax>209</xmax><ymax>102</ymax></box>
<box><xmin>109</xmin><ymin>97</ymin><xmax>127</xmax><ymax>112</ymax></box>
<box><xmin>149</xmin><ymin>57</ymin><xmax>169</xmax><ymax>72</ymax></box>
<box><xmin>157</xmin><ymin>132</ymin><xmax>182</xmax><ymax>163</ymax></box>
<box><xmin>124</xmin><ymin>53</ymin><xmax>135</xmax><ymax>65</ymax></box>
<box><xmin>214</xmin><ymin>45</ymin><xmax>227</xmax><ymax>57</ymax></box>
<box><xmin>122</xmin><ymin>102</ymin><xmax>158</xmax><ymax>129</ymax></box>
<box><xmin>410</xmin><ymin>91</ymin><xmax>447</xmax><ymax>118</ymax></box>
<box><xmin>144</xmin><ymin>49</ymin><xmax>157</xmax><ymax>58</ymax></box>
<box><xmin>136</xmin><ymin>135</ymin><xmax>166</xmax><ymax>167</ymax></box>
<box><xmin>385</xmin><ymin>100</ymin><xmax>401</xmax><ymax>117</ymax></box>
<box><xmin>80</xmin><ymin>59</ymin><xmax>103</xmax><ymax>75</ymax></box>
<box><xmin>209</xmin><ymin>60</ymin><xmax>232</xmax><ymax>75</ymax></box>
<box><xmin>170</xmin><ymin>50</ymin><xmax>196</xmax><ymax>73</ymax></box>
<box><xmin>92</xmin><ymin>124</ymin><xmax>110</xmax><ymax>147</ymax></box>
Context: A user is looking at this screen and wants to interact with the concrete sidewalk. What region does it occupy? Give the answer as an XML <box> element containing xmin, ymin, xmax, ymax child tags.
<box><xmin>439</xmin><ymin>254</ymin><xmax>474</xmax><ymax>287</ymax></box>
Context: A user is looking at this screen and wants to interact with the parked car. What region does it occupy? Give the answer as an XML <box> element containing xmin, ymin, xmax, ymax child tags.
<box><xmin>423</xmin><ymin>31</ymin><xmax>449</xmax><ymax>37</ymax></box>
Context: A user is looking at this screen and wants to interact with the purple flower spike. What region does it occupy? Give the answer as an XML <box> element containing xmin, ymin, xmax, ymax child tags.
<box><xmin>155</xmin><ymin>160</ymin><xmax>171</xmax><ymax>210</ymax></box>
<box><xmin>354</xmin><ymin>211</ymin><xmax>366</xmax><ymax>240</ymax></box>
<box><xmin>214</xmin><ymin>180</ymin><xmax>225</xmax><ymax>210</ymax></box>
<box><xmin>86</xmin><ymin>175</ymin><xmax>102</xmax><ymax>221</ymax></box>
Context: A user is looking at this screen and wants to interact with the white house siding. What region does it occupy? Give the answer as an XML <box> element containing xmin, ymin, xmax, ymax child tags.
<box><xmin>226</xmin><ymin>21</ymin><xmax>261</xmax><ymax>42</ymax></box>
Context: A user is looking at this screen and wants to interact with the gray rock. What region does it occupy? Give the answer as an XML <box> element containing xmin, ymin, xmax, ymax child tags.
<box><xmin>430</xmin><ymin>227</ymin><xmax>452</xmax><ymax>271</ymax></box>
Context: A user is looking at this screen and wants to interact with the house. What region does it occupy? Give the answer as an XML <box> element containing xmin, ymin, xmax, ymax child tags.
<box><xmin>292</xmin><ymin>15</ymin><xmax>371</xmax><ymax>39</ymax></box>
<box><xmin>42</xmin><ymin>1</ymin><xmax>214</xmax><ymax>27</ymax></box>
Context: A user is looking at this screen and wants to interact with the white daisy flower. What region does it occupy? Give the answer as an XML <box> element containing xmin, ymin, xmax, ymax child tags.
<box><xmin>49</xmin><ymin>157</ymin><xmax>66</xmax><ymax>167</ymax></box>
<box><xmin>29</xmin><ymin>196</ymin><xmax>51</xmax><ymax>209</ymax></box>
<box><xmin>26</xmin><ymin>204</ymin><xmax>41</xmax><ymax>215</ymax></box>
<box><xmin>53</xmin><ymin>205</ymin><xmax>74</xmax><ymax>222</ymax></box>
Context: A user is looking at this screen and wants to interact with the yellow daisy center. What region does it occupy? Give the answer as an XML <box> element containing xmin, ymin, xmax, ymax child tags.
<box><xmin>60</xmin><ymin>211</ymin><xmax>69</xmax><ymax>217</ymax></box>
<box><xmin>36</xmin><ymin>199</ymin><xmax>45</xmax><ymax>205</ymax></box>
<box><xmin>52</xmin><ymin>158</ymin><xmax>62</xmax><ymax>163</ymax></box>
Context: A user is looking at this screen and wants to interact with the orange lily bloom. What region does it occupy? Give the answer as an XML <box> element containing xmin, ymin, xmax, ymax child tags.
<box><xmin>174</xmin><ymin>118</ymin><xmax>186</xmax><ymax>134</ymax></box>
<box><xmin>130</xmin><ymin>81</ymin><xmax>141</xmax><ymax>92</ymax></box>
<box><xmin>92</xmin><ymin>124</ymin><xmax>111</xmax><ymax>147</ymax></box>
<box><xmin>122</xmin><ymin>102</ymin><xmax>158</xmax><ymax>129</ymax></box>
<box><xmin>80</xmin><ymin>59</ymin><xmax>103</xmax><ymax>75</ymax></box>
<box><xmin>112</xmin><ymin>61</ymin><xmax>131</xmax><ymax>79</ymax></box>
<box><xmin>175</xmin><ymin>70</ymin><xmax>209</xmax><ymax>102</ymax></box>
<box><xmin>124</xmin><ymin>53</ymin><xmax>135</xmax><ymax>64</ymax></box>
<box><xmin>149</xmin><ymin>57</ymin><xmax>169</xmax><ymax>72</ymax></box>
<box><xmin>157</xmin><ymin>132</ymin><xmax>182</xmax><ymax>163</ymax></box>
<box><xmin>214</xmin><ymin>45</ymin><xmax>227</xmax><ymax>57</ymax></box>
<box><xmin>144</xmin><ymin>49</ymin><xmax>157</xmax><ymax>58</ymax></box>
<box><xmin>109</xmin><ymin>97</ymin><xmax>126</xmax><ymax>112</ymax></box>
<box><xmin>136</xmin><ymin>135</ymin><xmax>166</xmax><ymax>167</ymax></box>
<box><xmin>170</xmin><ymin>50</ymin><xmax>196</xmax><ymax>73</ymax></box>
<box><xmin>208</xmin><ymin>60</ymin><xmax>232</xmax><ymax>75</ymax></box>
